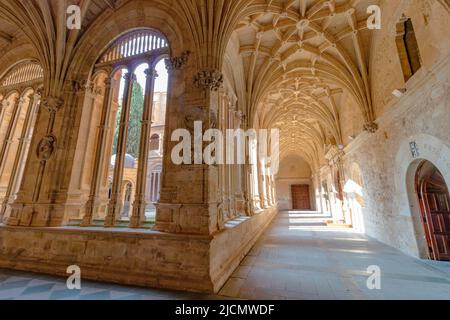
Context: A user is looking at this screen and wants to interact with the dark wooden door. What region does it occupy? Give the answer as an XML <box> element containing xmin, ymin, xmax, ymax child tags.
<box><xmin>291</xmin><ymin>184</ymin><xmax>311</xmax><ymax>210</ymax></box>
<box><xmin>418</xmin><ymin>171</ymin><xmax>450</xmax><ymax>261</ymax></box>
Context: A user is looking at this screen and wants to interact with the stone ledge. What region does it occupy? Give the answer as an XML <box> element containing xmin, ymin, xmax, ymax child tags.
<box><xmin>0</xmin><ymin>207</ymin><xmax>278</xmax><ymax>293</ymax></box>
<box><xmin>0</xmin><ymin>223</ymin><xmax>212</xmax><ymax>241</ymax></box>
<box><xmin>210</xmin><ymin>207</ymin><xmax>278</xmax><ymax>293</ymax></box>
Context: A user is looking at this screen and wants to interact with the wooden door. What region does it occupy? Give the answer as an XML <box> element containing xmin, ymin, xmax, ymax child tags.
<box><xmin>291</xmin><ymin>184</ymin><xmax>311</xmax><ymax>210</ymax></box>
<box><xmin>418</xmin><ymin>171</ymin><xmax>450</xmax><ymax>261</ymax></box>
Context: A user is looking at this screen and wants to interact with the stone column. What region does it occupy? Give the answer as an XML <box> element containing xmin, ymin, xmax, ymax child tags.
<box><xmin>156</xmin><ymin>64</ymin><xmax>224</xmax><ymax>235</ymax></box>
<box><xmin>222</xmin><ymin>95</ymin><xmax>230</xmax><ymax>218</ymax></box>
<box><xmin>265</xmin><ymin>166</ymin><xmax>273</xmax><ymax>206</ymax></box>
<box><xmin>105</xmin><ymin>72</ymin><xmax>135</xmax><ymax>227</ymax></box>
<box><xmin>130</xmin><ymin>67</ymin><xmax>158</xmax><ymax>228</ymax></box>
<box><xmin>0</xmin><ymin>99</ymin><xmax>9</xmax><ymax>141</ymax></box>
<box><xmin>271</xmin><ymin>175</ymin><xmax>276</xmax><ymax>206</ymax></box>
<box><xmin>0</xmin><ymin>93</ymin><xmax>39</xmax><ymax>220</ymax></box>
<box><xmin>0</xmin><ymin>96</ymin><xmax>23</xmax><ymax>177</ymax></box>
<box><xmin>258</xmin><ymin>160</ymin><xmax>268</xmax><ymax>209</ymax></box>
<box><xmin>227</xmin><ymin>105</ymin><xmax>236</xmax><ymax>218</ymax></box>
<box><xmin>81</xmin><ymin>76</ymin><xmax>115</xmax><ymax>226</ymax></box>
<box><xmin>234</xmin><ymin>111</ymin><xmax>245</xmax><ymax>215</ymax></box>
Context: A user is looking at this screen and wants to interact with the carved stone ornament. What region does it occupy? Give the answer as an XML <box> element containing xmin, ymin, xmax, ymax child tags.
<box><xmin>193</xmin><ymin>69</ymin><xmax>224</xmax><ymax>91</ymax></box>
<box><xmin>41</xmin><ymin>96</ymin><xmax>64</xmax><ymax>113</ymax></box>
<box><xmin>165</xmin><ymin>51</ymin><xmax>191</xmax><ymax>71</ymax></box>
<box><xmin>73</xmin><ymin>80</ymin><xmax>94</xmax><ymax>93</ymax></box>
<box><xmin>363</xmin><ymin>122</ymin><xmax>379</xmax><ymax>133</ymax></box>
<box><xmin>184</xmin><ymin>106</ymin><xmax>207</xmax><ymax>134</ymax></box>
<box><xmin>36</xmin><ymin>134</ymin><xmax>57</xmax><ymax>161</ymax></box>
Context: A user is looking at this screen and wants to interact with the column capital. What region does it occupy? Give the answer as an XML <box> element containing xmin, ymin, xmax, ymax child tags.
<box><xmin>144</xmin><ymin>68</ymin><xmax>159</xmax><ymax>79</ymax></box>
<box><xmin>194</xmin><ymin>69</ymin><xmax>224</xmax><ymax>91</ymax></box>
<box><xmin>1</xmin><ymin>100</ymin><xmax>9</xmax><ymax>108</ymax></box>
<box><xmin>363</xmin><ymin>121</ymin><xmax>378</xmax><ymax>133</ymax></box>
<box><xmin>123</xmin><ymin>73</ymin><xmax>136</xmax><ymax>81</ymax></box>
<box><xmin>41</xmin><ymin>96</ymin><xmax>64</xmax><ymax>113</ymax></box>
<box><xmin>68</xmin><ymin>79</ymin><xmax>94</xmax><ymax>94</ymax></box>
<box><xmin>165</xmin><ymin>50</ymin><xmax>191</xmax><ymax>71</ymax></box>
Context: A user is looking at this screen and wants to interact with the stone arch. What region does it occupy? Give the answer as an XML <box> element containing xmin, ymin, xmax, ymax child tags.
<box><xmin>394</xmin><ymin>133</ymin><xmax>450</xmax><ymax>257</ymax></box>
<box><xmin>67</xmin><ymin>1</ymin><xmax>189</xmax><ymax>81</ymax></box>
<box><xmin>0</xmin><ymin>45</ymin><xmax>39</xmax><ymax>81</ymax></box>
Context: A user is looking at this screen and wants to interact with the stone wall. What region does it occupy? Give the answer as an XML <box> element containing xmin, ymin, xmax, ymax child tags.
<box><xmin>276</xmin><ymin>155</ymin><xmax>314</xmax><ymax>211</ymax></box>
<box><xmin>343</xmin><ymin>56</ymin><xmax>450</xmax><ymax>257</ymax></box>
<box><xmin>0</xmin><ymin>207</ymin><xmax>277</xmax><ymax>293</ymax></box>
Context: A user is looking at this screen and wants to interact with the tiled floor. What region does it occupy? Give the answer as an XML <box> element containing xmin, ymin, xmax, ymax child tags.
<box><xmin>0</xmin><ymin>269</ymin><xmax>222</xmax><ymax>300</ymax></box>
<box><xmin>1</xmin><ymin>211</ymin><xmax>450</xmax><ymax>300</ymax></box>
<box><xmin>219</xmin><ymin>211</ymin><xmax>450</xmax><ymax>300</ymax></box>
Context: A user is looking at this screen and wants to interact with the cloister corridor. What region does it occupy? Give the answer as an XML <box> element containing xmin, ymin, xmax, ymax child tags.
<box><xmin>1</xmin><ymin>210</ymin><xmax>449</xmax><ymax>300</ymax></box>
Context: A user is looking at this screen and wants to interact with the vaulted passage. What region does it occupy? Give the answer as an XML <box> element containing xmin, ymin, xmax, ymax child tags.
<box><xmin>0</xmin><ymin>0</ymin><xmax>449</xmax><ymax>299</ymax></box>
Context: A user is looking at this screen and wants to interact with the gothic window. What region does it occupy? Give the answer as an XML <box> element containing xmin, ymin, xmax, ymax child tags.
<box><xmin>395</xmin><ymin>16</ymin><xmax>422</xmax><ymax>82</ymax></box>
<box><xmin>81</xmin><ymin>29</ymin><xmax>169</xmax><ymax>228</ymax></box>
<box><xmin>0</xmin><ymin>62</ymin><xmax>42</xmax><ymax>218</ymax></box>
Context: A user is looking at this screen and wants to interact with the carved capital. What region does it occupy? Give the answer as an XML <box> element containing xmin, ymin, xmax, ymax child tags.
<box><xmin>144</xmin><ymin>68</ymin><xmax>159</xmax><ymax>78</ymax></box>
<box><xmin>68</xmin><ymin>80</ymin><xmax>94</xmax><ymax>94</ymax></box>
<box><xmin>41</xmin><ymin>96</ymin><xmax>64</xmax><ymax>113</ymax></box>
<box><xmin>194</xmin><ymin>69</ymin><xmax>223</xmax><ymax>91</ymax></box>
<box><xmin>123</xmin><ymin>73</ymin><xmax>136</xmax><ymax>82</ymax></box>
<box><xmin>35</xmin><ymin>87</ymin><xmax>44</xmax><ymax>97</ymax></box>
<box><xmin>103</xmin><ymin>78</ymin><xmax>113</xmax><ymax>88</ymax></box>
<box><xmin>165</xmin><ymin>51</ymin><xmax>191</xmax><ymax>71</ymax></box>
<box><xmin>363</xmin><ymin>122</ymin><xmax>378</xmax><ymax>133</ymax></box>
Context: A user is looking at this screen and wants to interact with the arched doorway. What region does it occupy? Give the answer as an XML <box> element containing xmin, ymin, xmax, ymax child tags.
<box><xmin>415</xmin><ymin>161</ymin><xmax>450</xmax><ymax>261</ymax></box>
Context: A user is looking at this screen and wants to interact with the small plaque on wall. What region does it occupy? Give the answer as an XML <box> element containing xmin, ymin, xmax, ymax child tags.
<box><xmin>409</xmin><ymin>141</ymin><xmax>420</xmax><ymax>158</ymax></box>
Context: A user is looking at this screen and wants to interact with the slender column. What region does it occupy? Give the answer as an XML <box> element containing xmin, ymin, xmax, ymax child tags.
<box><xmin>223</xmin><ymin>96</ymin><xmax>230</xmax><ymax>218</ymax></box>
<box><xmin>81</xmin><ymin>76</ymin><xmax>115</xmax><ymax>226</ymax></box>
<box><xmin>0</xmin><ymin>96</ymin><xmax>23</xmax><ymax>177</ymax></box>
<box><xmin>228</xmin><ymin>107</ymin><xmax>235</xmax><ymax>218</ymax></box>
<box><xmin>258</xmin><ymin>160</ymin><xmax>268</xmax><ymax>209</ymax></box>
<box><xmin>0</xmin><ymin>93</ymin><xmax>38</xmax><ymax>219</ymax></box>
<box><xmin>243</xmin><ymin>119</ymin><xmax>253</xmax><ymax>215</ymax></box>
<box><xmin>0</xmin><ymin>99</ymin><xmax>9</xmax><ymax>143</ymax></box>
<box><xmin>105</xmin><ymin>72</ymin><xmax>135</xmax><ymax>227</ymax></box>
<box><xmin>130</xmin><ymin>67</ymin><xmax>158</xmax><ymax>228</ymax></box>
<box><xmin>272</xmin><ymin>175</ymin><xmax>276</xmax><ymax>204</ymax></box>
<box><xmin>265</xmin><ymin>171</ymin><xmax>272</xmax><ymax>207</ymax></box>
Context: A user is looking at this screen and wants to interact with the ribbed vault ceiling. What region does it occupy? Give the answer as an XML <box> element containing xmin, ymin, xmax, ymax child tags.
<box><xmin>234</xmin><ymin>0</ymin><xmax>379</xmax><ymax>167</ymax></box>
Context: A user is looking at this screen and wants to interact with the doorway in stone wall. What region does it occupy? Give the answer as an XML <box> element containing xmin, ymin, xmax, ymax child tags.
<box><xmin>291</xmin><ymin>184</ymin><xmax>311</xmax><ymax>210</ymax></box>
<box><xmin>415</xmin><ymin>161</ymin><xmax>450</xmax><ymax>261</ymax></box>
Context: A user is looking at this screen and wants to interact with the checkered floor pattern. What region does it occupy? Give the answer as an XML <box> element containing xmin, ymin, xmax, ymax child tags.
<box><xmin>0</xmin><ymin>269</ymin><xmax>220</xmax><ymax>300</ymax></box>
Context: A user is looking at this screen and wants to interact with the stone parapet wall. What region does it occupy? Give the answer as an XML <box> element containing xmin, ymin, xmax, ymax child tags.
<box><xmin>210</xmin><ymin>207</ymin><xmax>278</xmax><ymax>293</ymax></box>
<box><xmin>0</xmin><ymin>207</ymin><xmax>278</xmax><ymax>293</ymax></box>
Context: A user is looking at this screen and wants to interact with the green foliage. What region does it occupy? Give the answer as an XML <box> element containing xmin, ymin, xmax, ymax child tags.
<box><xmin>112</xmin><ymin>81</ymin><xmax>144</xmax><ymax>158</ymax></box>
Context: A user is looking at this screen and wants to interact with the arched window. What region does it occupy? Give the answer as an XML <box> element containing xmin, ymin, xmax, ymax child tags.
<box><xmin>0</xmin><ymin>62</ymin><xmax>42</xmax><ymax>219</ymax></box>
<box><xmin>150</xmin><ymin>134</ymin><xmax>160</xmax><ymax>151</ymax></box>
<box><xmin>80</xmin><ymin>29</ymin><xmax>169</xmax><ymax>228</ymax></box>
<box><xmin>395</xmin><ymin>16</ymin><xmax>422</xmax><ymax>82</ymax></box>
<box><xmin>0</xmin><ymin>62</ymin><xmax>43</xmax><ymax>88</ymax></box>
